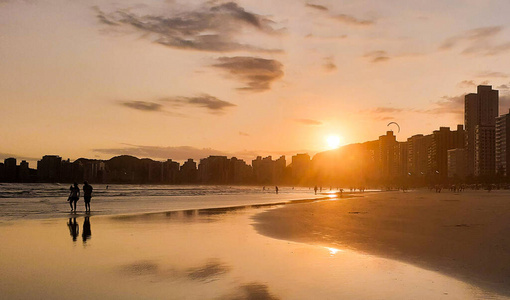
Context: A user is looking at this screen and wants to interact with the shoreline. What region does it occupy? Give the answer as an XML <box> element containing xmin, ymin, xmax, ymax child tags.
<box><xmin>252</xmin><ymin>189</ymin><xmax>510</xmax><ymax>297</ymax></box>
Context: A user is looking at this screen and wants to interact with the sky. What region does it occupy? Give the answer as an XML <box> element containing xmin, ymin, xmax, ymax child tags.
<box><xmin>3</xmin><ymin>0</ymin><xmax>510</xmax><ymax>166</ymax></box>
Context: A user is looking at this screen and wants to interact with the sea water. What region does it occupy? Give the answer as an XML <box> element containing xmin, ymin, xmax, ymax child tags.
<box><xmin>0</xmin><ymin>183</ymin><xmax>324</xmax><ymax>221</ymax></box>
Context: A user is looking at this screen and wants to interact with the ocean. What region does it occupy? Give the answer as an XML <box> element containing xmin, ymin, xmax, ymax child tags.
<box><xmin>0</xmin><ymin>183</ymin><xmax>325</xmax><ymax>221</ymax></box>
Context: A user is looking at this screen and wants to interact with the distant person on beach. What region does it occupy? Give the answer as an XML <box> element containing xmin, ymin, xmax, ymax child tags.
<box><xmin>314</xmin><ymin>186</ymin><xmax>318</xmax><ymax>195</ymax></box>
<box><xmin>68</xmin><ymin>183</ymin><xmax>80</xmax><ymax>212</ymax></box>
<box><xmin>275</xmin><ymin>186</ymin><xmax>279</xmax><ymax>194</ymax></box>
<box><xmin>83</xmin><ymin>181</ymin><xmax>93</xmax><ymax>212</ymax></box>
<box><xmin>67</xmin><ymin>218</ymin><xmax>79</xmax><ymax>242</ymax></box>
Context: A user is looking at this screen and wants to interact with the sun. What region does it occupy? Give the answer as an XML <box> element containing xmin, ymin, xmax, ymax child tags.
<box><xmin>326</xmin><ymin>135</ymin><xmax>342</xmax><ymax>149</ymax></box>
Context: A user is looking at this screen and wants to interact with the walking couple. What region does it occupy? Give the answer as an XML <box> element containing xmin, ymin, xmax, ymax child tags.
<box><xmin>68</xmin><ymin>181</ymin><xmax>93</xmax><ymax>213</ymax></box>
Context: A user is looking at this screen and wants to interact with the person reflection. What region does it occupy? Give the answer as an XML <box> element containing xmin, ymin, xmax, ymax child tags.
<box><xmin>82</xmin><ymin>217</ymin><xmax>92</xmax><ymax>243</ymax></box>
<box><xmin>67</xmin><ymin>218</ymin><xmax>79</xmax><ymax>242</ymax></box>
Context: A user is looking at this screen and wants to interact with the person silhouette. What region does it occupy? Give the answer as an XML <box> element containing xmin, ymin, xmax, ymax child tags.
<box><xmin>275</xmin><ymin>186</ymin><xmax>279</xmax><ymax>194</ymax></box>
<box><xmin>82</xmin><ymin>217</ymin><xmax>91</xmax><ymax>243</ymax></box>
<box><xmin>83</xmin><ymin>181</ymin><xmax>93</xmax><ymax>212</ymax></box>
<box><xmin>67</xmin><ymin>218</ymin><xmax>79</xmax><ymax>242</ymax></box>
<box><xmin>68</xmin><ymin>182</ymin><xmax>80</xmax><ymax>212</ymax></box>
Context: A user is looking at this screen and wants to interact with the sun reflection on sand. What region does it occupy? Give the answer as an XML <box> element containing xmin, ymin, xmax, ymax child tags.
<box><xmin>325</xmin><ymin>247</ymin><xmax>343</xmax><ymax>256</ymax></box>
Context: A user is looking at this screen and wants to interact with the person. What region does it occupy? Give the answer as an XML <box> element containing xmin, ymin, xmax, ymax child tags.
<box><xmin>314</xmin><ymin>186</ymin><xmax>318</xmax><ymax>195</ymax></box>
<box><xmin>68</xmin><ymin>182</ymin><xmax>80</xmax><ymax>212</ymax></box>
<box><xmin>275</xmin><ymin>186</ymin><xmax>279</xmax><ymax>194</ymax></box>
<box><xmin>83</xmin><ymin>181</ymin><xmax>93</xmax><ymax>212</ymax></box>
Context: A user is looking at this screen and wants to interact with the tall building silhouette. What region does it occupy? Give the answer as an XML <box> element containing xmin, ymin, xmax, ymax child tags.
<box><xmin>496</xmin><ymin>109</ymin><xmax>510</xmax><ymax>176</ymax></box>
<box><xmin>465</xmin><ymin>85</ymin><xmax>498</xmax><ymax>176</ymax></box>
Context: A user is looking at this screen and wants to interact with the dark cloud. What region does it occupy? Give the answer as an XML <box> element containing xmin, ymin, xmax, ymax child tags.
<box><xmin>119</xmin><ymin>94</ymin><xmax>234</xmax><ymax>115</ymax></box>
<box><xmin>305</xmin><ymin>3</ymin><xmax>329</xmax><ymax>11</ymax></box>
<box><xmin>333</xmin><ymin>14</ymin><xmax>374</xmax><ymax>26</ymax></box>
<box><xmin>120</xmin><ymin>101</ymin><xmax>163</xmax><ymax>112</ymax></box>
<box><xmin>162</xmin><ymin>94</ymin><xmax>236</xmax><ymax>113</ymax></box>
<box><xmin>420</xmin><ymin>95</ymin><xmax>465</xmax><ymax>115</ymax></box>
<box><xmin>476</xmin><ymin>71</ymin><xmax>509</xmax><ymax>78</ymax></box>
<box><xmin>363</xmin><ymin>51</ymin><xmax>390</xmax><ymax>63</ymax></box>
<box><xmin>93</xmin><ymin>144</ymin><xmax>229</xmax><ymax>161</ymax></box>
<box><xmin>440</xmin><ymin>26</ymin><xmax>510</xmax><ymax>56</ymax></box>
<box><xmin>212</xmin><ymin>56</ymin><xmax>284</xmax><ymax>92</ymax></box>
<box><xmin>498</xmin><ymin>84</ymin><xmax>510</xmax><ymax>90</ymax></box>
<box><xmin>95</xmin><ymin>2</ymin><xmax>282</xmax><ymax>53</ymax></box>
<box><xmin>295</xmin><ymin>119</ymin><xmax>322</xmax><ymax>125</ymax></box>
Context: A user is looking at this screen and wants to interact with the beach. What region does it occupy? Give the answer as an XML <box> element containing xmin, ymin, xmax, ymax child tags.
<box><xmin>0</xmin><ymin>188</ymin><xmax>509</xmax><ymax>299</ymax></box>
<box><xmin>254</xmin><ymin>189</ymin><xmax>510</xmax><ymax>297</ymax></box>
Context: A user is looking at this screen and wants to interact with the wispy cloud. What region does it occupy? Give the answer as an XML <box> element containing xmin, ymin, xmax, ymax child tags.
<box><xmin>212</xmin><ymin>56</ymin><xmax>284</xmax><ymax>92</ymax></box>
<box><xmin>363</xmin><ymin>51</ymin><xmax>390</xmax><ymax>63</ymax></box>
<box><xmin>457</xmin><ymin>80</ymin><xmax>476</xmax><ymax>88</ymax></box>
<box><xmin>476</xmin><ymin>71</ymin><xmax>509</xmax><ymax>78</ymax></box>
<box><xmin>119</xmin><ymin>94</ymin><xmax>235</xmax><ymax>115</ymax></box>
<box><xmin>161</xmin><ymin>94</ymin><xmax>236</xmax><ymax>114</ymax></box>
<box><xmin>420</xmin><ymin>95</ymin><xmax>464</xmax><ymax>115</ymax></box>
<box><xmin>305</xmin><ymin>3</ymin><xmax>329</xmax><ymax>11</ymax></box>
<box><xmin>295</xmin><ymin>118</ymin><xmax>322</xmax><ymax>125</ymax></box>
<box><xmin>94</xmin><ymin>2</ymin><xmax>282</xmax><ymax>53</ymax></box>
<box><xmin>120</xmin><ymin>101</ymin><xmax>163</xmax><ymax>112</ymax></box>
<box><xmin>332</xmin><ymin>14</ymin><xmax>374</xmax><ymax>26</ymax></box>
<box><xmin>239</xmin><ymin>131</ymin><xmax>250</xmax><ymax>136</ymax></box>
<box><xmin>440</xmin><ymin>26</ymin><xmax>510</xmax><ymax>56</ymax></box>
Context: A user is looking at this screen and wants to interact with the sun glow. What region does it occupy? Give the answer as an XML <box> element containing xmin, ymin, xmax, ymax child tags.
<box><xmin>326</xmin><ymin>135</ymin><xmax>342</xmax><ymax>149</ymax></box>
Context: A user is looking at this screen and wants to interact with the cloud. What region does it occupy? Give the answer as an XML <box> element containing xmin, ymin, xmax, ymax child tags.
<box><xmin>371</xmin><ymin>107</ymin><xmax>404</xmax><ymax>114</ymax></box>
<box><xmin>305</xmin><ymin>3</ymin><xmax>329</xmax><ymax>11</ymax></box>
<box><xmin>239</xmin><ymin>131</ymin><xmax>250</xmax><ymax>136</ymax></box>
<box><xmin>476</xmin><ymin>71</ymin><xmax>509</xmax><ymax>78</ymax></box>
<box><xmin>95</xmin><ymin>2</ymin><xmax>282</xmax><ymax>53</ymax></box>
<box><xmin>332</xmin><ymin>14</ymin><xmax>374</xmax><ymax>26</ymax></box>
<box><xmin>120</xmin><ymin>101</ymin><xmax>163</xmax><ymax>112</ymax></box>
<box><xmin>420</xmin><ymin>94</ymin><xmax>465</xmax><ymax>115</ymax></box>
<box><xmin>118</xmin><ymin>94</ymin><xmax>235</xmax><ymax>115</ymax></box>
<box><xmin>458</xmin><ymin>80</ymin><xmax>476</xmax><ymax>88</ymax></box>
<box><xmin>363</xmin><ymin>51</ymin><xmax>390</xmax><ymax>63</ymax></box>
<box><xmin>322</xmin><ymin>56</ymin><xmax>337</xmax><ymax>72</ymax></box>
<box><xmin>212</xmin><ymin>56</ymin><xmax>284</xmax><ymax>92</ymax></box>
<box><xmin>498</xmin><ymin>84</ymin><xmax>510</xmax><ymax>90</ymax></box>
<box><xmin>161</xmin><ymin>94</ymin><xmax>236</xmax><ymax>114</ymax></box>
<box><xmin>440</xmin><ymin>26</ymin><xmax>510</xmax><ymax>56</ymax></box>
<box><xmin>295</xmin><ymin>119</ymin><xmax>322</xmax><ymax>125</ymax></box>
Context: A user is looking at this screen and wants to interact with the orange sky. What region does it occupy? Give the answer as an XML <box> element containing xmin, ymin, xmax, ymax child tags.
<box><xmin>2</xmin><ymin>0</ymin><xmax>510</xmax><ymax>166</ymax></box>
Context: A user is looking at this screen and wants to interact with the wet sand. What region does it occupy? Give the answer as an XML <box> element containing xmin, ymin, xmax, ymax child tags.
<box><xmin>0</xmin><ymin>197</ymin><xmax>507</xmax><ymax>299</ymax></box>
<box><xmin>253</xmin><ymin>189</ymin><xmax>510</xmax><ymax>297</ymax></box>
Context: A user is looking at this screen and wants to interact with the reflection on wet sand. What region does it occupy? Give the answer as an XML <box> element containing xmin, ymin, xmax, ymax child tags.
<box><xmin>67</xmin><ymin>218</ymin><xmax>79</xmax><ymax>242</ymax></box>
<box><xmin>220</xmin><ymin>282</ymin><xmax>280</xmax><ymax>300</ymax></box>
<box><xmin>118</xmin><ymin>258</ymin><xmax>231</xmax><ymax>283</ymax></box>
<box><xmin>82</xmin><ymin>217</ymin><xmax>91</xmax><ymax>243</ymax></box>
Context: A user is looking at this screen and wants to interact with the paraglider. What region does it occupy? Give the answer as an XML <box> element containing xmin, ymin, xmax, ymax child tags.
<box><xmin>387</xmin><ymin>122</ymin><xmax>400</xmax><ymax>133</ymax></box>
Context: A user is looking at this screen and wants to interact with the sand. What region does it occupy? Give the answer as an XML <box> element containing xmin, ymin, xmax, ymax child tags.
<box><xmin>253</xmin><ymin>189</ymin><xmax>510</xmax><ymax>296</ymax></box>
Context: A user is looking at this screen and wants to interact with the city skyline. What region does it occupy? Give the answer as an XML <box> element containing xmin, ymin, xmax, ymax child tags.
<box><xmin>4</xmin><ymin>1</ymin><xmax>510</xmax><ymax>165</ymax></box>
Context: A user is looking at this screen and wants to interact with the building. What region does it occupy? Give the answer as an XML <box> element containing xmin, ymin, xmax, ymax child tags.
<box><xmin>496</xmin><ymin>110</ymin><xmax>510</xmax><ymax>177</ymax></box>
<box><xmin>18</xmin><ymin>160</ymin><xmax>30</xmax><ymax>182</ymax></box>
<box><xmin>37</xmin><ymin>155</ymin><xmax>62</xmax><ymax>182</ymax></box>
<box><xmin>428</xmin><ymin>125</ymin><xmax>465</xmax><ymax>178</ymax></box>
<box><xmin>465</xmin><ymin>85</ymin><xmax>499</xmax><ymax>176</ymax></box>
<box><xmin>474</xmin><ymin>125</ymin><xmax>496</xmax><ymax>177</ymax></box>
<box><xmin>378</xmin><ymin>131</ymin><xmax>399</xmax><ymax>179</ymax></box>
<box><xmin>198</xmin><ymin>156</ymin><xmax>229</xmax><ymax>184</ymax></box>
<box><xmin>291</xmin><ymin>153</ymin><xmax>311</xmax><ymax>184</ymax></box>
<box><xmin>180</xmin><ymin>159</ymin><xmax>197</xmax><ymax>183</ymax></box>
<box><xmin>447</xmin><ymin>148</ymin><xmax>467</xmax><ymax>179</ymax></box>
<box><xmin>163</xmin><ymin>159</ymin><xmax>180</xmax><ymax>183</ymax></box>
<box><xmin>4</xmin><ymin>158</ymin><xmax>17</xmax><ymax>182</ymax></box>
<box><xmin>407</xmin><ymin>134</ymin><xmax>433</xmax><ymax>176</ymax></box>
